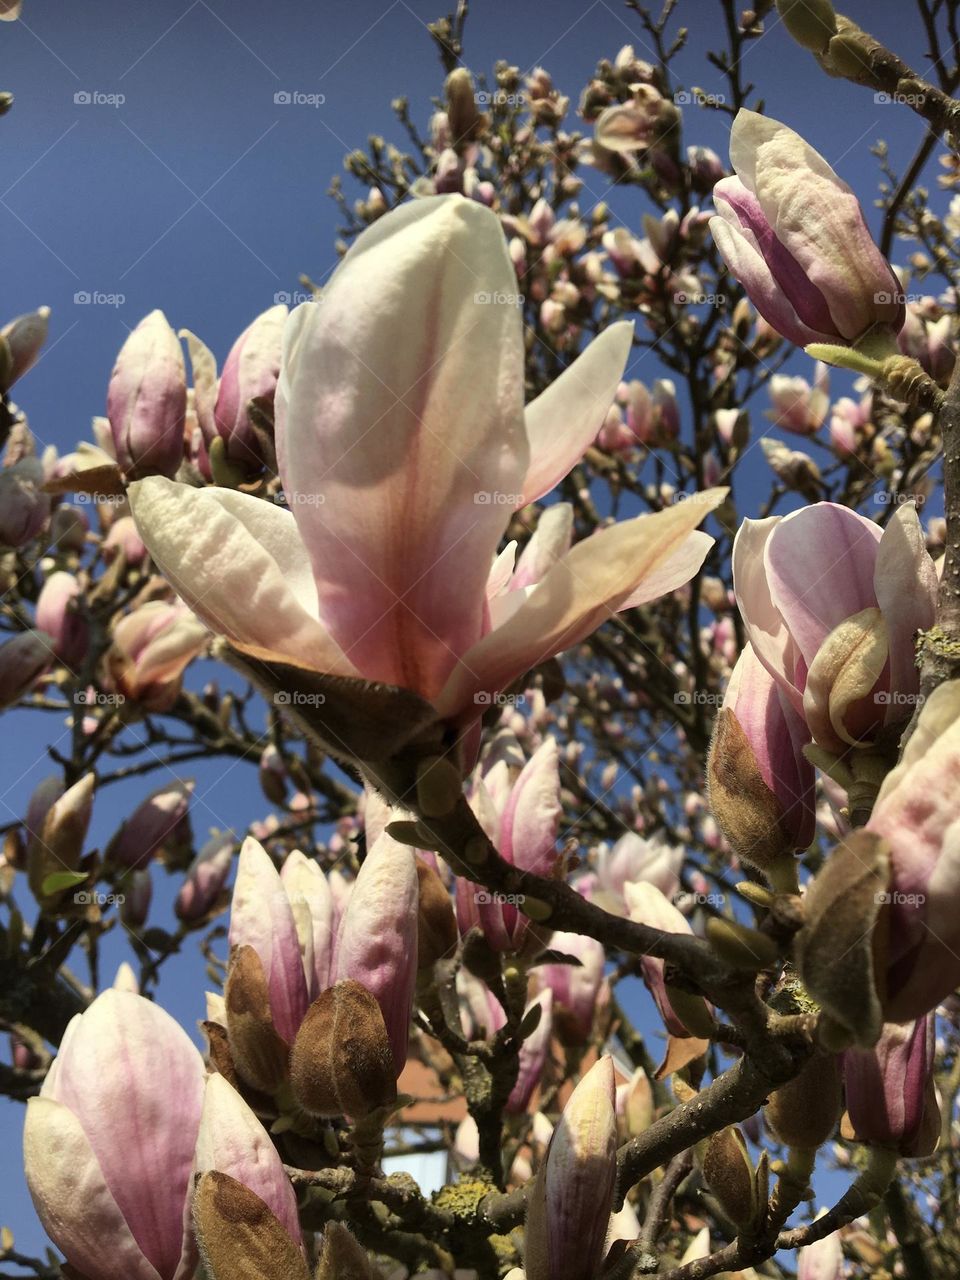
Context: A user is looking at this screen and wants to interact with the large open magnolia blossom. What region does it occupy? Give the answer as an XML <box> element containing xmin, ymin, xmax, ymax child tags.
<box><xmin>129</xmin><ymin>196</ymin><xmax>722</xmax><ymax>733</ymax></box>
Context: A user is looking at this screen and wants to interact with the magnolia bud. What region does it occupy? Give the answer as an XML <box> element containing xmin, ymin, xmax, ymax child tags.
<box><xmin>0</xmin><ymin>458</ymin><xmax>50</xmax><ymax>547</ymax></box>
<box><xmin>175</xmin><ymin>832</ymin><xmax>234</xmax><ymax>922</ymax></box>
<box><xmin>107</xmin><ymin>310</ymin><xmax>186</xmax><ymax>479</ymax></box>
<box><xmin>525</xmin><ymin>1056</ymin><xmax>617</xmax><ymax>1280</ymax></box>
<box><xmin>213</xmin><ymin>304</ymin><xmax>286</xmax><ymax>473</ymax></box>
<box><xmin>314</xmin><ymin>1222</ymin><xmax>379</xmax><ymax>1280</ymax></box>
<box><xmin>775</xmin><ymin>0</ymin><xmax>837</xmax><ymax>52</ymax></box>
<box><xmin>764</xmin><ymin>1053</ymin><xmax>842</xmax><ymax>1149</ymax></box>
<box><xmin>416</xmin><ymin>858</ymin><xmax>457</xmax><ymax>970</ymax></box>
<box><xmin>702</xmin><ymin>1127</ymin><xmax>759</xmax><ymax>1230</ymax></box>
<box><xmin>105</xmin><ymin>779</ymin><xmax>193</xmax><ymax>870</ymax></box>
<box><xmin>27</xmin><ymin>773</ymin><xmax>95</xmax><ymax>909</ymax></box>
<box><xmin>224</xmin><ymin>945</ymin><xmax>290</xmax><ymax>1094</ymax></box>
<box><xmin>0</xmin><ymin>630</ymin><xmax>53</xmax><ymax>710</ymax></box>
<box><xmin>0</xmin><ymin>305</ymin><xmax>50</xmax><ymax>390</ymax></box>
<box><xmin>289</xmin><ymin>980</ymin><xmax>397</xmax><ymax>1118</ymax></box>
<box><xmin>119</xmin><ymin>868</ymin><xmax>152</xmax><ymax>928</ymax></box>
<box><xmin>35</xmin><ymin>572</ymin><xmax>88</xmax><ymax>668</ymax></box>
<box><xmin>444</xmin><ymin>67</ymin><xmax>483</xmax><ymax>145</ymax></box>
<box><xmin>193</xmin><ymin>1172</ymin><xmax>309</xmax><ymax>1280</ymax></box>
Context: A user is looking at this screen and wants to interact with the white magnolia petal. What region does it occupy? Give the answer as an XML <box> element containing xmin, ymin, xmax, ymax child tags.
<box><xmin>128</xmin><ymin>476</ymin><xmax>357</xmax><ymax>677</ymax></box>
<box><xmin>521</xmin><ymin>322</ymin><xmax>633</xmax><ymax>506</ymax></box>
<box><xmin>439</xmin><ymin>489</ymin><xmax>726</xmax><ymax>719</ymax></box>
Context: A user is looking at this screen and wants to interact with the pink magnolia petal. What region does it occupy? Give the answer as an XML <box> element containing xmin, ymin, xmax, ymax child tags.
<box><xmin>195</xmin><ymin>1073</ymin><xmax>302</xmax><ymax>1247</ymax></box>
<box><xmin>42</xmin><ymin>991</ymin><xmax>204</xmax><ymax>1280</ymax></box>
<box><xmin>511</xmin><ymin>504</ymin><xmax>573</xmax><ymax>592</ymax></box>
<box><xmin>763</xmin><ymin>502</ymin><xmax>881</xmax><ymax>667</ymax></box>
<box><xmin>229</xmin><ymin>837</ymin><xmax>310</xmax><ymax>1043</ymax></box>
<box><xmin>521</xmin><ymin>322</ymin><xmax>633</xmax><ymax>506</ymax></box>
<box><xmin>874</xmin><ymin>502</ymin><xmax>938</xmax><ymax>709</ymax></box>
<box><xmin>335</xmin><ymin>831</ymin><xmax>419</xmax><ymax>1073</ymax></box>
<box><xmin>24</xmin><ymin>1098</ymin><xmax>163</xmax><ymax>1280</ymax></box>
<box><xmin>499</xmin><ymin>737</ymin><xmax>561</xmax><ymax>876</ymax></box>
<box><xmin>275</xmin><ymin>195</ymin><xmax>527</xmax><ymax>700</ymax></box>
<box><xmin>438</xmin><ymin>489</ymin><xmax>725</xmax><ymax>720</ymax></box>
<box><xmin>709</xmin><ymin>214</ymin><xmax>831</xmax><ymax>349</ymax></box>
<box><xmin>128</xmin><ymin>477</ymin><xmax>357</xmax><ymax>678</ymax></box>
<box><xmin>730</xmin><ymin>111</ymin><xmax>903</xmax><ymax>340</ymax></box>
<box><xmin>619</xmin><ymin>529</ymin><xmax>714</xmax><ymax>608</ymax></box>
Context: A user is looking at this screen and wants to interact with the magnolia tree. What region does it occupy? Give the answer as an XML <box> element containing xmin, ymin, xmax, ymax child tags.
<box><xmin>4</xmin><ymin>0</ymin><xmax>960</xmax><ymax>1277</ymax></box>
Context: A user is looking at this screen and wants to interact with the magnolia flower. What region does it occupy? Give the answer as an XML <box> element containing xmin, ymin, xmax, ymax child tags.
<box><xmin>0</xmin><ymin>457</ymin><xmax>50</xmax><ymax>546</ymax></box>
<box><xmin>193</xmin><ymin>1074</ymin><xmax>306</xmax><ymax>1280</ymax></box>
<box><xmin>797</xmin><ymin>1228</ymin><xmax>844</xmax><ymax>1280</ymax></box>
<box><xmin>524</xmin><ymin>1056</ymin><xmax>617</xmax><ymax>1280</ymax></box>
<box><xmin>23</xmin><ymin>990</ymin><xmax>205</xmax><ymax>1280</ymax></box>
<box><xmin>108</xmin><ymin>310</ymin><xmax>187</xmax><ymax>480</ymax></box>
<box><xmin>175</xmin><ymin>832</ymin><xmax>234</xmax><ymax>922</ymax></box>
<box><xmin>866</xmin><ymin>680</ymin><xmax>960</xmax><ymax>1021</ymax></box>
<box><xmin>537</xmin><ymin>930</ymin><xmax>605</xmax><ymax>1044</ymax></box>
<box><xmin>0</xmin><ymin>630</ymin><xmax>54</xmax><ymax>709</ymax></box>
<box><xmin>106</xmin><ymin>780</ymin><xmax>194</xmax><ymax>871</ymax></box>
<box><xmin>708</xmin><ymin>641</ymin><xmax>816</xmax><ymax>870</ymax></box>
<box><xmin>711</xmin><ymin>111</ymin><xmax>903</xmax><ymax>348</ymax></box>
<box><xmin>213</xmin><ymin>304</ymin><xmax>286</xmax><ymax>471</ymax></box>
<box><xmin>129</xmin><ymin>196</ymin><xmax>724</xmax><ymax>753</ymax></box>
<box><xmin>0</xmin><ymin>305</ymin><xmax>49</xmax><ymax>390</ymax></box>
<box><xmin>456</xmin><ymin>737</ymin><xmax>562</xmax><ymax>952</ymax></box>
<box><xmin>843</xmin><ymin>1015</ymin><xmax>938</xmax><ymax>1156</ymax></box>
<box><xmin>104</xmin><ymin>600</ymin><xmax>208</xmax><ymax>711</ymax></box>
<box><xmin>733</xmin><ymin>501</ymin><xmax>937</xmax><ymax>755</ymax></box>
<box><xmin>765</xmin><ymin>365</ymin><xmax>829</xmax><ymax>435</ymax></box>
<box><xmin>36</xmin><ymin>571</ymin><xmax>88</xmax><ymax>668</ymax></box>
<box><xmin>625</xmin><ymin>882</ymin><xmax>707</xmax><ymax>1037</ymax></box>
<box><xmin>591</xmin><ymin>831</ymin><xmax>683</xmax><ymax>912</ymax></box>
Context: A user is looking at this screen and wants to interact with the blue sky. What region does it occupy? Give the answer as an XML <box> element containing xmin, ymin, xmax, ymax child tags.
<box><xmin>0</xmin><ymin>0</ymin><xmax>948</xmax><ymax>1261</ymax></box>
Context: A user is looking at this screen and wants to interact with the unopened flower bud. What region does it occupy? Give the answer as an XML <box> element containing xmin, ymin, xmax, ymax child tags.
<box><xmin>0</xmin><ymin>630</ymin><xmax>53</xmax><ymax>709</ymax></box>
<box><xmin>35</xmin><ymin>572</ymin><xmax>88</xmax><ymax>668</ymax></box>
<box><xmin>764</xmin><ymin>1052</ymin><xmax>842</xmax><ymax>1149</ymax></box>
<box><xmin>0</xmin><ymin>305</ymin><xmax>50</xmax><ymax>391</ymax></box>
<box><xmin>0</xmin><ymin>458</ymin><xmax>50</xmax><ymax>547</ymax></box>
<box><xmin>445</xmin><ymin>67</ymin><xmax>483</xmax><ymax>145</ymax></box>
<box><xmin>213</xmin><ymin>304</ymin><xmax>286</xmax><ymax>473</ymax></box>
<box><xmin>314</xmin><ymin>1222</ymin><xmax>378</xmax><ymax>1280</ymax></box>
<box><xmin>107</xmin><ymin>310</ymin><xmax>187</xmax><ymax>479</ymax></box>
<box><xmin>525</xmin><ymin>1056</ymin><xmax>617</xmax><ymax>1280</ymax></box>
<box><xmin>416</xmin><ymin>857</ymin><xmax>457</xmax><ymax>970</ymax></box>
<box><xmin>193</xmin><ymin>1171</ymin><xmax>308</xmax><ymax>1280</ymax></box>
<box><xmin>224</xmin><ymin>944</ymin><xmax>290</xmax><ymax>1094</ymax></box>
<box><xmin>842</xmin><ymin>1015</ymin><xmax>939</xmax><ymax>1157</ymax></box>
<box><xmin>289</xmin><ymin>980</ymin><xmax>397</xmax><ymax>1118</ymax></box>
<box><xmin>702</xmin><ymin>1126</ymin><xmax>759</xmax><ymax>1230</ymax></box>
<box><xmin>119</xmin><ymin>868</ymin><xmax>152</xmax><ymax>928</ymax></box>
<box><xmin>775</xmin><ymin>0</ymin><xmax>837</xmax><ymax>52</ymax></box>
<box><xmin>175</xmin><ymin>832</ymin><xmax>234</xmax><ymax>922</ymax></box>
<box><xmin>27</xmin><ymin>773</ymin><xmax>94</xmax><ymax>909</ymax></box>
<box><xmin>105</xmin><ymin>779</ymin><xmax>193</xmax><ymax>870</ymax></box>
